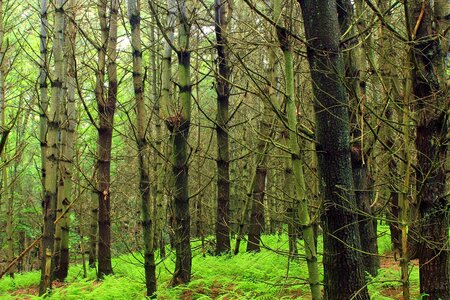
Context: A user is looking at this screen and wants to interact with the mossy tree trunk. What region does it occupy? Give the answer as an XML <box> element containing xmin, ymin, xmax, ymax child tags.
<box><xmin>274</xmin><ymin>2</ymin><xmax>321</xmax><ymax>298</ymax></box>
<box><xmin>168</xmin><ymin>0</ymin><xmax>192</xmax><ymax>285</ymax></box>
<box><xmin>38</xmin><ymin>0</ymin><xmax>48</xmax><ymax>208</ymax></box>
<box><xmin>128</xmin><ymin>0</ymin><xmax>157</xmax><ymax>296</ymax></box>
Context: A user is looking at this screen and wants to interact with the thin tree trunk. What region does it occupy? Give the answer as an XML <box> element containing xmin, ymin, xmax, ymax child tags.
<box><xmin>246</xmin><ymin>164</ymin><xmax>267</xmax><ymax>252</ymax></box>
<box><xmin>39</xmin><ymin>0</ymin><xmax>65</xmax><ymax>294</ymax></box>
<box><xmin>88</xmin><ymin>173</ymin><xmax>98</xmax><ymax>268</ymax></box>
<box><xmin>158</xmin><ymin>0</ymin><xmax>176</xmax><ymax>259</ymax></box>
<box><xmin>298</xmin><ymin>1</ymin><xmax>369</xmax><ymax>298</ymax></box>
<box><xmin>96</xmin><ymin>0</ymin><xmax>118</xmax><ymax>278</ymax></box>
<box><xmin>246</xmin><ymin>91</ymin><xmax>273</xmax><ymax>252</ymax></box>
<box><xmin>337</xmin><ymin>0</ymin><xmax>379</xmax><ymax>277</ymax></box>
<box><xmin>128</xmin><ymin>0</ymin><xmax>157</xmax><ymax>296</ymax></box>
<box><xmin>214</xmin><ymin>0</ymin><xmax>231</xmax><ymax>255</ymax></box>
<box><xmin>38</xmin><ymin>0</ymin><xmax>48</xmax><ymax>206</ymax></box>
<box><xmin>54</xmin><ymin>1</ymin><xmax>77</xmax><ymax>280</ymax></box>
<box><xmin>149</xmin><ymin>12</ymin><xmax>165</xmax><ymax>261</ymax></box>
<box><xmin>167</xmin><ymin>0</ymin><xmax>192</xmax><ymax>285</ymax></box>
<box><xmin>376</xmin><ymin>0</ymin><xmax>402</xmax><ymax>253</ymax></box>
<box><xmin>0</xmin><ymin>5</ymin><xmax>12</xmax><ymax>274</ymax></box>
<box><xmin>274</xmin><ymin>3</ymin><xmax>321</xmax><ymax>297</ymax></box>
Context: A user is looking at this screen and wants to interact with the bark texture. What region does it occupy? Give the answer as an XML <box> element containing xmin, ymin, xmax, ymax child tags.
<box><xmin>96</xmin><ymin>0</ymin><xmax>118</xmax><ymax>278</ymax></box>
<box><xmin>299</xmin><ymin>1</ymin><xmax>369</xmax><ymax>299</ymax></box>
<box><xmin>39</xmin><ymin>0</ymin><xmax>65</xmax><ymax>294</ymax></box>
<box><xmin>128</xmin><ymin>0</ymin><xmax>157</xmax><ymax>296</ymax></box>
<box><xmin>409</xmin><ymin>1</ymin><xmax>449</xmax><ymax>298</ymax></box>
<box><xmin>214</xmin><ymin>0</ymin><xmax>231</xmax><ymax>255</ymax></box>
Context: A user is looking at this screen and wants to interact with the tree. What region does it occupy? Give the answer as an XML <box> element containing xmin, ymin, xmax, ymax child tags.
<box><xmin>39</xmin><ymin>0</ymin><xmax>65</xmax><ymax>294</ymax></box>
<box><xmin>53</xmin><ymin>0</ymin><xmax>78</xmax><ymax>281</ymax></box>
<box><xmin>337</xmin><ymin>0</ymin><xmax>379</xmax><ymax>277</ymax></box>
<box><xmin>127</xmin><ymin>0</ymin><xmax>157</xmax><ymax>296</ymax></box>
<box><xmin>273</xmin><ymin>1</ymin><xmax>321</xmax><ymax>298</ymax></box>
<box><xmin>214</xmin><ymin>0</ymin><xmax>232</xmax><ymax>255</ymax></box>
<box><xmin>298</xmin><ymin>0</ymin><xmax>370</xmax><ymax>298</ymax></box>
<box><xmin>408</xmin><ymin>0</ymin><xmax>449</xmax><ymax>298</ymax></box>
<box><xmin>158</xmin><ymin>0</ymin><xmax>193</xmax><ymax>284</ymax></box>
<box><xmin>96</xmin><ymin>0</ymin><xmax>118</xmax><ymax>278</ymax></box>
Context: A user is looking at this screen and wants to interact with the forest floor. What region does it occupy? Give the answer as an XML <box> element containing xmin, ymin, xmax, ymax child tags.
<box><xmin>0</xmin><ymin>225</ymin><xmax>423</xmax><ymax>299</ymax></box>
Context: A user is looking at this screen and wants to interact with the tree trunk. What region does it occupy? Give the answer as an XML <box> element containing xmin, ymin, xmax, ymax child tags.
<box><xmin>338</xmin><ymin>0</ymin><xmax>379</xmax><ymax>277</ymax></box>
<box><xmin>128</xmin><ymin>0</ymin><xmax>157</xmax><ymax>296</ymax></box>
<box><xmin>158</xmin><ymin>0</ymin><xmax>176</xmax><ymax>260</ymax></box>
<box><xmin>96</xmin><ymin>0</ymin><xmax>118</xmax><ymax>278</ymax></box>
<box><xmin>214</xmin><ymin>0</ymin><xmax>231</xmax><ymax>255</ymax></box>
<box><xmin>246</xmin><ymin>165</ymin><xmax>266</xmax><ymax>252</ymax></box>
<box><xmin>376</xmin><ymin>0</ymin><xmax>402</xmax><ymax>257</ymax></box>
<box><xmin>168</xmin><ymin>0</ymin><xmax>192</xmax><ymax>285</ymax></box>
<box><xmin>0</xmin><ymin>6</ymin><xmax>12</xmax><ymax>275</ymax></box>
<box><xmin>274</xmin><ymin>3</ymin><xmax>321</xmax><ymax>297</ymax></box>
<box><xmin>246</xmin><ymin>89</ymin><xmax>273</xmax><ymax>252</ymax></box>
<box><xmin>54</xmin><ymin>1</ymin><xmax>77</xmax><ymax>280</ymax></box>
<box><xmin>298</xmin><ymin>1</ymin><xmax>369</xmax><ymax>298</ymax></box>
<box><xmin>38</xmin><ymin>0</ymin><xmax>48</xmax><ymax>206</ymax></box>
<box><xmin>39</xmin><ymin>0</ymin><xmax>65</xmax><ymax>294</ymax></box>
<box><xmin>88</xmin><ymin>179</ymin><xmax>98</xmax><ymax>268</ymax></box>
<box><xmin>408</xmin><ymin>1</ymin><xmax>449</xmax><ymax>298</ymax></box>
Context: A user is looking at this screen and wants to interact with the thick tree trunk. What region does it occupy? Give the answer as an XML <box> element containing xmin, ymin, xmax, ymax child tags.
<box><xmin>299</xmin><ymin>1</ymin><xmax>369</xmax><ymax>299</ymax></box>
<box><xmin>59</xmin><ymin>13</ymin><xmax>76</xmax><ymax>281</ymax></box>
<box><xmin>409</xmin><ymin>1</ymin><xmax>449</xmax><ymax>298</ymax></box>
<box><xmin>214</xmin><ymin>0</ymin><xmax>231</xmax><ymax>255</ymax></box>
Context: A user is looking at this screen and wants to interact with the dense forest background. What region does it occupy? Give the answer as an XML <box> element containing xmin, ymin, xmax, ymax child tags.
<box><xmin>0</xmin><ymin>0</ymin><xmax>448</xmax><ymax>299</ymax></box>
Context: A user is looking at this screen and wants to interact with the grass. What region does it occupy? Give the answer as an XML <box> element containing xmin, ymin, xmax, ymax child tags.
<box><xmin>0</xmin><ymin>225</ymin><xmax>424</xmax><ymax>299</ymax></box>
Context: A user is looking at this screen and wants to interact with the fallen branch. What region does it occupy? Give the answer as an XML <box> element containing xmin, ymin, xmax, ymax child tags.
<box><xmin>0</xmin><ymin>235</ymin><xmax>42</xmax><ymax>279</ymax></box>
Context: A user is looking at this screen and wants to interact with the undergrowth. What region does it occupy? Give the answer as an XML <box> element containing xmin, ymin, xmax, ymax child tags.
<box><xmin>0</xmin><ymin>225</ymin><xmax>423</xmax><ymax>299</ymax></box>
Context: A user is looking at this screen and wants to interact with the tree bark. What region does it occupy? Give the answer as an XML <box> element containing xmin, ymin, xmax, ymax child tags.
<box><xmin>168</xmin><ymin>0</ymin><xmax>192</xmax><ymax>285</ymax></box>
<box><xmin>128</xmin><ymin>0</ymin><xmax>157</xmax><ymax>296</ymax></box>
<box><xmin>96</xmin><ymin>0</ymin><xmax>118</xmax><ymax>278</ymax></box>
<box><xmin>214</xmin><ymin>0</ymin><xmax>232</xmax><ymax>255</ymax></box>
<box><xmin>39</xmin><ymin>0</ymin><xmax>65</xmax><ymax>294</ymax></box>
<box><xmin>408</xmin><ymin>1</ymin><xmax>449</xmax><ymax>298</ymax></box>
<box><xmin>337</xmin><ymin>0</ymin><xmax>379</xmax><ymax>277</ymax></box>
<box><xmin>54</xmin><ymin>0</ymin><xmax>77</xmax><ymax>281</ymax></box>
<box><xmin>299</xmin><ymin>1</ymin><xmax>370</xmax><ymax>299</ymax></box>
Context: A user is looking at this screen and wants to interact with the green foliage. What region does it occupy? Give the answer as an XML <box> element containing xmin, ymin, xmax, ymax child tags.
<box><xmin>377</xmin><ymin>224</ymin><xmax>393</xmax><ymax>255</ymax></box>
<box><xmin>0</xmin><ymin>231</ymin><xmax>425</xmax><ymax>299</ymax></box>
